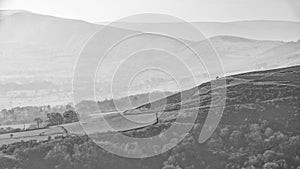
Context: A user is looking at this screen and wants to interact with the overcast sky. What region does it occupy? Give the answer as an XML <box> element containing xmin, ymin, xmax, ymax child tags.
<box><xmin>0</xmin><ymin>0</ymin><xmax>300</xmax><ymax>22</ymax></box>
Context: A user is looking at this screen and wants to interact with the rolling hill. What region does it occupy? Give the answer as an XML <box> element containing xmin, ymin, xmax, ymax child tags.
<box><xmin>1</xmin><ymin>10</ymin><xmax>300</xmax><ymax>109</ymax></box>
<box><xmin>0</xmin><ymin>65</ymin><xmax>299</xmax><ymax>169</ymax></box>
<box><xmin>99</xmin><ymin>20</ymin><xmax>300</xmax><ymax>42</ymax></box>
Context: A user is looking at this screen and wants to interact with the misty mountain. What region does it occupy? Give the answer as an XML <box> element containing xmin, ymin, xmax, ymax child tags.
<box><xmin>1</xmin><ymin>10</ymin><xmax>300</xmax><ymax>108</ymax></box>
<box><xmin>1</xmin><ymin>10</ymin><xmax>299</xmax><ymax>81</ymax></box>
<box><xmin>100</xmin><ymin>20</ymin><xmax>300</xmax><ymax>42</ymax></box>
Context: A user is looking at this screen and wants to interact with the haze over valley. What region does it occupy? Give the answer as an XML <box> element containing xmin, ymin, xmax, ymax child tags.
<box><xmin>0</xmin><ymin>10</ymin><xmax>300</xmax><ymax>109</ymax></box>
<box><xmin>1</xmin><ymin>1</ymin><xmax>300</xmax><ymax>168</ymax></box>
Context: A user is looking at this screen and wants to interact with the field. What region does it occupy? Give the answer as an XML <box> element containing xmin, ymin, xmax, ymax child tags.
<box><xmin>0</xmin><ymin>112</ymin><xmax>157</xmax><ymax>146</ymax></box>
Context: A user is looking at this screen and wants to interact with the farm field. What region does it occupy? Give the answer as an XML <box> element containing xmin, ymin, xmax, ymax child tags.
<box><xmin>0</xmin><ymin>112</ymin><xmax>157</xmax><ymax>146</ymax></box>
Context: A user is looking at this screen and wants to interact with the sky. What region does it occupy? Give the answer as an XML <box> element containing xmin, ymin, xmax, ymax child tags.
<box><xmin>0</xmin><ymin>0</ymin><xmax>300</xmax><ymax>23</ymax></box>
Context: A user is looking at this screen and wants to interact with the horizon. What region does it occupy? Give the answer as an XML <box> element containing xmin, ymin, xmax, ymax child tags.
<box><xmin>2</xmin><ymin>9</ymin><xmax>300</xmax><ymax>24</ymax></box>
<box><xmin>1</xmin><ymin>0</ymin><xmax>299</xmax><ymax>23</ymax></box>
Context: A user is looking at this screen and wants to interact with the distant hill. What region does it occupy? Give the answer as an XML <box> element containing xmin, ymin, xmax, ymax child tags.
<box><xmin>1</xmin><ymin>10</ymin><xmax>299</xmax><ymax>82</ymax></box>
<box><xmin>98</xmin><ymin>20</ymin><xmax>300</xmax><ymax>42</ymax></box>
<box><xmin>1</xmin><ymin>10</ymin><xmax>300</xmax><ymax>108</ymax></box>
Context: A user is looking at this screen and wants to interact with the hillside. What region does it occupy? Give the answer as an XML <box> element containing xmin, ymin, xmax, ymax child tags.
<box><xmin>124</xmin><ymin>65</ymin><xmax>300</xmax><ymax>135</ymax></box>
<box><xmin>0</xmin><ymin>65</ymin><xmax>299</xmax><ymax>169</ymax></box>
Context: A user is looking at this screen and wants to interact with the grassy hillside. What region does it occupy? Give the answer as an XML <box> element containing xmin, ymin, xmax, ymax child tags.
<box><xmin>0</xmin><ymin>65</ymin><xmax>299</xmax><ymax>169</ymax></box>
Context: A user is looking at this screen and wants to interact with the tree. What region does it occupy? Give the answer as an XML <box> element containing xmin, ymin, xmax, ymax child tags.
<box><xmin>46</xmin><ymin>112</ymin><xmax>64</xmax><ymax>126</ymax></box>
<box><xmin>262</xmin><ymin>150</ymin><xmax>276</xmax><ymax>162</ymax></box>
<box><xmin>45</xmin><ymin>144</ymin><xmax>74</xmax><ymax>169</ymax></box>
<box><xmin>230</xmin><ymin>130</ymin><xmax>243</xmax><ymax>147</ymax></box>
<box><xmin>34</xmin><ymin>117</ymin><xmax>43</xmax><ymax>128</ymax></box>
<box><xmin>63</xmin><ymin>110</ymin><xmax>79</xmax><ymax>124</ymax></box>
<box><xmin>263</xmin><ymin>162</ymin><xmax>279</xmax><ymax>169</ymax></box>
<box><xmin>162</xmin><ymin>165</ymin><xmax>178</xmax><ymax>169</ymax></box>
